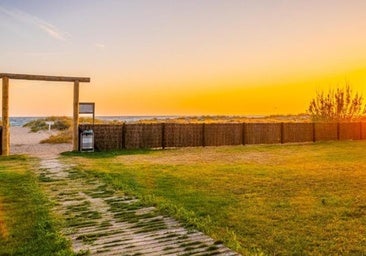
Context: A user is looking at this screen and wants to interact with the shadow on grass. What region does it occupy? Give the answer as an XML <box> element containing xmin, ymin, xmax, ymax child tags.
<box><xmin>61</xmin><ymin>148</ymin><xmax>156</xmax><ymax>159</ymax></box>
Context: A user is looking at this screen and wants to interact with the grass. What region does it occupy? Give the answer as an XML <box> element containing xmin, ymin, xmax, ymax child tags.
<box><xmin>64</xmin><ymin>140</ymin><xmax>366</xmax><ymax>255</ymax></box>
<box><xmin>0</xmin><ymin>155</ymin><xmax>73</xmax><ymax>255</ymax></box>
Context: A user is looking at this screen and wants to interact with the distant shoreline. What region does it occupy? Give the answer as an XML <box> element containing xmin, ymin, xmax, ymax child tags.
<box><xmin>7</xmin><ymin>114</ymin><xmax>311</xmax><ymax>127</ymax></box>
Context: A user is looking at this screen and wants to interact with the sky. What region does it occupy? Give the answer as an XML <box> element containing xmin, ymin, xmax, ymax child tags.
<box><xmin>1</xmin><ymin>0</ymin><xmax>366</xmax><ymax>116</ymax></box>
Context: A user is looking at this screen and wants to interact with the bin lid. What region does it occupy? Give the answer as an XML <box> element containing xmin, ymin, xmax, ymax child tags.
<box><xmin>82</xmin><ymin>129</ymin><xmax>94</xmax><ymax>135</ymax></box>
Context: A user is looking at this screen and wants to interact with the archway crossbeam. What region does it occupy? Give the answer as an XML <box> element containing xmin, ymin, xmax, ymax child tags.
<box><xmin>0</xmin><ymin>73</ymin><xmax>90</xmax><ymax>82</ymax></box>
<box><xmin>0</xmin><ymin>72</ymin><xmax>91</xmax><ymax>156</ymax></box>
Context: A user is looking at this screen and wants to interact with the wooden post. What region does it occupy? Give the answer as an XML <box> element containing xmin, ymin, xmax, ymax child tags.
<box><xmin>2</xmin><ymin>77</ymin><xmax>9</xmax><ymax>156</ymax></box>
<box><xmin>73</xmin><ymin>80</ymin><xmax>80</xmax><ymax>151</ymax></box>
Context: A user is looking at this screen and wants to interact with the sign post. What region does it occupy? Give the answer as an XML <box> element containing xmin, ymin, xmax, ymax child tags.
<box><xmin>79</xmin><ymin>102</ymin><xmax>95</xmax><ymax>124</ymax></box>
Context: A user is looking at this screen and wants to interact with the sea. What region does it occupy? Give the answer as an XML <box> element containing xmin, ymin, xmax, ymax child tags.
<box><xmin>8</xmin><ymin>116</ymin><xmax>178</xmax><ymax>127</ymax></box>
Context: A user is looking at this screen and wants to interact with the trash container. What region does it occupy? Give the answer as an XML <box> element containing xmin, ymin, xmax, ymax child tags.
<box><xmin>80</xmin><ymin>129</ymin><xmax>94</xmax><ymax>152</ymax></box>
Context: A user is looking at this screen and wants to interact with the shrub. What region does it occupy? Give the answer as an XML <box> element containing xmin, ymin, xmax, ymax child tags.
<box><xmin>308</xmin><ymin>83</ymin><xmax>366</xmax><ymax>121</ymax></box>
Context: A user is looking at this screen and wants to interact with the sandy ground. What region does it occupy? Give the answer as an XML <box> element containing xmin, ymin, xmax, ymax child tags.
<box><xmin>10</xmin><ymin>127</ymin><xmax>72</xmax><ymax>157</ymax></box>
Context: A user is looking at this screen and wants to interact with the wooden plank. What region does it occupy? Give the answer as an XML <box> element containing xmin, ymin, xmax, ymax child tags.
<box><xmin>73</xmin><ymin>81</ymin><xmax>80</xmax><ymax>151</ymax></box>
<box><xmin>2</xmin><ymin>77</ymin><xmax>9</xmax><ymax>156</ymax></box>
<box><xmin>0</xmin><ymin>73</ymin><xmax>90</xmax><ymax>83</ymax></box>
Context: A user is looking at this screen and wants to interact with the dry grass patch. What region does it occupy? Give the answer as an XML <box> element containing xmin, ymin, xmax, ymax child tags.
<box><xmin>115</xmin><ymin>145</ymin><xmax>280</xmax><ymax>165</ymax></box>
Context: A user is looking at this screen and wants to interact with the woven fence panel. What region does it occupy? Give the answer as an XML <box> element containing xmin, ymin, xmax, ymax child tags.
<box><xmin>314</xmin><ymin>123</ymin><xmax>338</xmax><ymax>141</ymax></box>
<box><xmin>204</xmin><ymin>123</ymin><xmax>243</xmax><ymax>146</ymax></box>
<box><xmin>164</xmin><ymin>123</ymin><xmax>203</xmax><ymax>147</ymax></box>
<box><xmin>79</xmin><ymin>124</ymin><xmax>123</xmax><ymax>151</ymax></box>
<box><xmin>245</xmin><ymin>123</ymin><xmax>281</xmax><ymax>144</ymax></box>
<box><xmin>125</xmin><ymin>124</ymin><xmax>163</xmax><ymax>149</ymax></box>
<box><xmin>282</xmin><ymin>123</ymin><xmax>313</xmax><ymax>143</ymax></box>
<box><xmin>339</xmin><ymin>122</ymin><xmax>361</xmax><ymax>140</ymax></box>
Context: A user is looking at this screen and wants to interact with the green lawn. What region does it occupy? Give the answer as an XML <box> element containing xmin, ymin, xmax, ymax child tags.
<box><xmin>65</xmin><ymin>141</ymin><xmax>366</xmax><ymax>255</ymax></box>
<box><xmin>0</xmin><ymin>155</ymin><xmax>72</xmax><ymax>256</ymax></box>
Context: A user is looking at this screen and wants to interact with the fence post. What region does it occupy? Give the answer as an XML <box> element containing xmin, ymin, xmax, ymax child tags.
<box><xmin>312</xmin><ymin>122</ymin><xmax>316</xmax><ymax>142</ymax></box>
<box><xmin>161</xmin><ymin>123</ymin><xmax>166</xmax><ymax>149</ymax></box>
<box><xmin>337</xmin><ymin>122</ymin><xmax>340</xmax><ymax>140</ymax></box>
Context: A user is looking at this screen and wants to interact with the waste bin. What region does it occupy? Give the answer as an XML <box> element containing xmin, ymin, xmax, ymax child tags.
<box><xmin>80</xmin><ymin>129</ymin><xmax>94</xmax><ymax>152</ymax></box>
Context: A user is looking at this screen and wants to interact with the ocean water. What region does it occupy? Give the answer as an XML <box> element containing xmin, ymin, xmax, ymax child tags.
<box><xmin>8</xmin><ymin>116</ymin><xmax>177</xmax><ymax>127</ymax></box>
<box><xmin>10</xmin><ymin>117</ymin><xmax>39</xmax><ymax>127</ymax></box>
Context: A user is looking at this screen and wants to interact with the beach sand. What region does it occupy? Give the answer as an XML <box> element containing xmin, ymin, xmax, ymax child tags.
<box><xmin>10</xmin><ymin>127</ymin><xmax>72</xmax><ymax>157</ymax></box>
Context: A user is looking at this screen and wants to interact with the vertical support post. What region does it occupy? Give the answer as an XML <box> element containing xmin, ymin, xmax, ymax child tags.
<box><xmin>73</xmin><ymin>80</ymin><xmax>80</xmax><ymax>151</ymax></box>
<box><xmin>2</xmin><ymin>77</ymin><xmax>9</xmax><ymax>156</ymax></box>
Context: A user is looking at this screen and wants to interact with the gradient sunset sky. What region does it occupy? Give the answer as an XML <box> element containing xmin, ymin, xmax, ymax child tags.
<box><xmin>1</xmin><ymin>0</ymin><xmax>366</xmax><ymax>116</ymax></box>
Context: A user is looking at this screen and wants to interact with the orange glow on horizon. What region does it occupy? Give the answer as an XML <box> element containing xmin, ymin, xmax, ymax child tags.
<box><xmin>2</xmin><ymin>1</ymin><xmax>366</xmax><ymax>117</ymax></box>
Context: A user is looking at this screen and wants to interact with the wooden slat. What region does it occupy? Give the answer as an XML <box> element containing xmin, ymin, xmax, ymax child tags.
<box><xmin>2</xmin><ymin>77</ymin><xmax>10</xmax><ymax>156</ymax></box>
<box><xmin>0</xmin><ymin>73</ymin><xmax>90</xmax><ymax>83</ymax></box>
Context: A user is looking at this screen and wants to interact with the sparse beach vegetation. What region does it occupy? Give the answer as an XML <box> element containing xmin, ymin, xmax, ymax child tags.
<box><xmin>23</xmin><ymin>116</ymin><xmax>104</xmax><ymax>144</ymax></box>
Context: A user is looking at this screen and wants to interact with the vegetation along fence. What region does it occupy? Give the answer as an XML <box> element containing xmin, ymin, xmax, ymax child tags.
<box><xmin>79</xmin><ymin>122</ymin><xmax>366</xmax><ymax>151</ymax></box>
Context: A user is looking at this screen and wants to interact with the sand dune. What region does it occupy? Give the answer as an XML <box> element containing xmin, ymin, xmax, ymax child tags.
<box><xmin>10</xmin><ymin>127</ymin><xmax>72</xmax><ymax>157</ymax></box>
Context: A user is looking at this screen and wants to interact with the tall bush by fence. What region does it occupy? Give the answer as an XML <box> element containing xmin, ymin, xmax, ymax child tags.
<box><xmin>79</xmin><ymin>122</ymin><xmax>366</xmax><ymax>151</ymax></box>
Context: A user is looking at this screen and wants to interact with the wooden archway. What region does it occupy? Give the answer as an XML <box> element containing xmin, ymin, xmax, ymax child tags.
<box><xmin>0</xmin><ymin>73</ymin><xmax>90</xmax><ymax>156</ymax></box>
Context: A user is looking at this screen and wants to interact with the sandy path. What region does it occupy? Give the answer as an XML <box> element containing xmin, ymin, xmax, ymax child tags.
<box><xmin>10</xmin><ymin>127</ymin><xmax>72</xmax><ymax>157</ymax></box>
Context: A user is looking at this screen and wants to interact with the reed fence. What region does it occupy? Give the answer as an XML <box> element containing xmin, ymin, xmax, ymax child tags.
<box><xmin>79</xmin><ymin>122</ymin><xmax>366</xmax><ymax>151</ymax></box>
